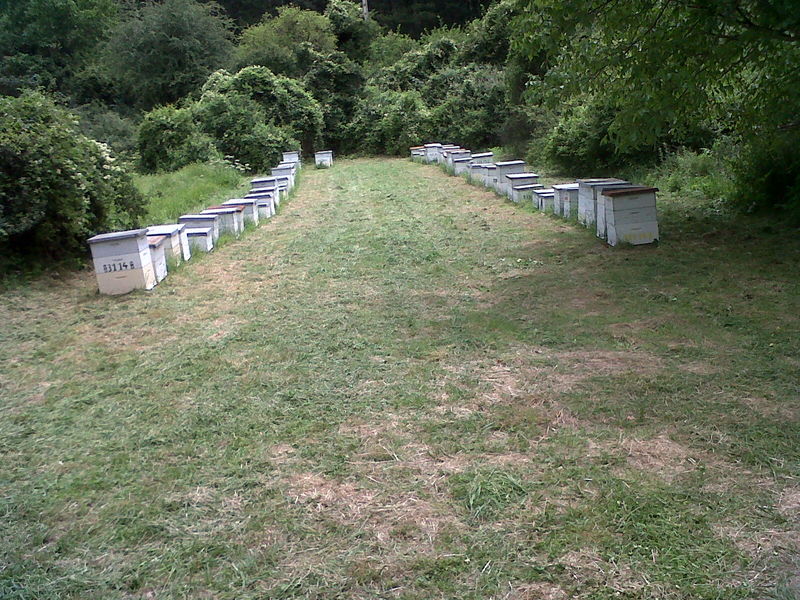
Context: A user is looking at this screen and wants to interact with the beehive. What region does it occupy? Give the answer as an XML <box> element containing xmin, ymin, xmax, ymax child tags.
<box><xmin>424</xmin><ymin>143</ymin><xmax>442</xmax><ymax>163</ymax></box>
<box><xmin>186</xmin><ymin>228</ymin><xmax>214</xmax><ymax>252</ymax></box>
<box><xmin>504</xmin><ymin>173</ymin><xmax>540</xmax><ymax>199</ymax></box>
<box><xmin>532</xmin><ymin>188</ymin><xmax>555</xmax><ymax>211</ymax></box>
<box><xmin>453</xmin><ymin>157</ymin><xmax>472</xmax><ymax>175</ymax></box>
<box><xmin>178</xmin><ymin>214</ymin><xmax>220</xmax><ymax>242</ymax></box>
<box><xmin>282</xmin><ymin>151</ymin><xmax>301</xmax><ymax>167</ymax></box>
<box><xmin>469</xmin><ymin>152</ymin><xmax>494</xmax><ymax>164</ymax></box>
<box><xmin>595</xmin><ymin>183</ymin><xmax>637</xmax><ymax>239</ymax></box>
<box><xmin>481</xmin><ymin>164</ymin><xmax>498</xmax><ymax>188</ymax></box>
<box><xmin>148</xmin><ymin>235</ymin><xmax>168</xmax><ymax>283</ymax></box>
<box><xmin>147</xmin><ymin>223</ymin><xmax>189</xmax><ymax>263</ymax></box>
<box><xmin>447</xmin><ymin>149</ymin><xmax>471</xmax><ymax>168</ymax></box>
<box><xmin>203</xmin><ymin>206</ymin><xmax>244</xmax><ymax>235</ymax></box>
<box><xmin>438</xmin><ymin>145</ymin><xmax>460</xmax><ymax>164</ymax></box>
<box><xmin>315</xmin><ymin>150</ymin><xmax>333</xmax><ymax>167</ymax></box>
<box><xmin>511</xmin><ymin>183</ymin><xmax>544</xmax><ymax>204</ymax></box>
<box><xmin>600</xmin><ymin>186</ymin><xmax>659</xmax><ymax>246</ymax></box>
<box><xmin>493</xmin><ymin>161</ymin><xmax>527</xmax><ymax>194</ymax></box>
<box><xmin>551</xmin><ymin>183</ymin><xmax>579</xmax><ymax>218</ymax></box>
<box><xmin>222</xmin><ymin>199</ymin><xmax>259</xmax><ymax>226</ymax></box>
<box><xmin>576</xmin><ymin>178</ymin><xmax>628</xmax><ymax>227</ymax></box>
<box><xmin>87</xmin><ymin>229</ymin><xmax>157</xmax><ymax>295</ymax></box>
<box><xmin>271</xmin><ymin>164</ymin><xmax>296</xmax><ymax>190</ymax></box>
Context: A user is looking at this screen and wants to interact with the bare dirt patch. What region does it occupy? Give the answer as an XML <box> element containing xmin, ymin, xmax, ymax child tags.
<box><xmin>623</xmin><ymin>435</ymin><xmax>694</xmax><ymax>482</ymax></box>
<box><xmin>507</xmin><ymin>582</ymin><xmax>568</xmax><ymax>599</ymax></box>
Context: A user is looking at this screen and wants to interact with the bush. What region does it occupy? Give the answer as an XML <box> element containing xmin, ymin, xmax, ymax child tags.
<box><xmin>225</xmin><ymin>66</ymin><xmax>324</xmax><ymax>153</ymax></box>
<box><xmin>347</xmin><ymin>87</ymin><xmax>430</xmax><ymax>155</ymax></box>
<box><xmin>0</xmin><ymin>92</ymin><xmax>145</xmax><ymax>262</ymax></box>
<box><xmin>138</xmin><ymin>106</ymin><xmax>220</xmax><ymax>174</ymax></box>
<box><xmin>324</xmin><ymin>0</ymin><xmax>379</xmax><ymax>62</ymax></box>
<box><xmin>192</xmin><ymin>91</ymin><xmax>298</xmax><ymax>171</ymax></box>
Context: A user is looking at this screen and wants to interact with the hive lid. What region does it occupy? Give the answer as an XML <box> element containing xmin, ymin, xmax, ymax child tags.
<box><xmin>603</xmin><ymin>186</ymin><xmax>659</xmax><ymax>197</ymax></box>
<box><xmin>251</xmin><ymin>176</ymin><xmax>278</xmax><ymax>184</ymax></box>
<box><xmin>471</xmin><ymin>152</ymin><xmax>493</xmax><ymax>158</ymax></box>
<box><xmin>424</xmin><ymin>143</ymin><xmax>443</xmax><ymax>147</ymax></box>
<box><xmin>552</xmin><ymin>183</ymin><xmax>580</xmax><ymax>190</ymax></box>
<box><xmin>495</xmin><ymin>160</ymin><xmax>526</xmax><ymax>167</ymax></box>
<box><xmin>186</xmin><ymin>227</ymin><xmax>212</xmax><ymax>236</ymax></box>
<box><xmin>506</xmin><ymin>172</ymin><xmax>540</xmax><ymax>179</ymax></box>
<box><xmin>453</xmin><ymin>157</ymin><xmax>472</xmax><ymax>163</ymax></box>
<box><xmin>203</xmin><ymin>207</ymin><xmax>239</xmax><ymax>214</ymax></box>
<box><xmin>532</xmin><ymin>188</ymin><xmax>555</xmax><ymax>195</ymax></box>
<box><xmin>179</xmin><ymin>214</ymin><xmax>218</xmax><ymax>221</ymax></box>
<box><xmin>223</xmin><ymin>198</ymin><xmax>256</xmax><ymax>205</ymax></box>
<box><xmin>514</xmin><ymin>184</ymin><xmax>545</xmax><ymax>190</ymax></box>
<box><xmin>147</xmin><ymin>235</ymin><xmax>167</xmax><ymax>248</ymax></box>
<box><xmin>576</xmin><ymin>178</ymin><xmax>628</xmax><ymax>185</ymax></box>
<box><xmin>87</xmin><ymin>228</ymin><xmax>149</xmax><ymax>244</ymax></box>
<box><xmin>147</xmin><ymin>224</ymin><xmax>185</xmax><ymax>236</ymax></box>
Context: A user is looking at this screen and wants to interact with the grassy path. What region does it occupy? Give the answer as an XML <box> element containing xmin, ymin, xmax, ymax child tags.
<box><xmin>1</xmin><ymin>158</ymin><xmax>798</xmax><ymax>599</ymax></box>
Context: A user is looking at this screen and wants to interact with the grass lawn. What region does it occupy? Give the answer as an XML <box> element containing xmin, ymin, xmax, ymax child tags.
<box><xmin>1</xmin><ymin>158</ymin><xmax>798</xmax><ymax>599</ymax></box>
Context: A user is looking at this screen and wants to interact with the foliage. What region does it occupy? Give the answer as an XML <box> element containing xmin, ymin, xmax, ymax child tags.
<box><xmin>0</xmin><ymin>0</ymin><xmax>118</xmax><ymax>95</ymax></box>
<box><xmin>324</xmin><ymin>0</ymin><xmax>380</xmax><ymax>61</ymax></box>
<box><xmin>193</xmin><ymin>91</ymin><xmax>298</xmax><ymax>171</ymax></box>
<box><xmin>74</xmin><ymin>102</ymin><xmax>138</xmax><ymax>159</ymax></box>
<box><xmin>370</xmin><ymin>0</ymin><xmax>493</xmax><ymax>37</ymax></box>
<box><xmin>225</xmin><ymin>67</ymin><xmax>324</xmax><ymax>152</ymax></box>
<box><xmin>347</xmin><ymin>87</ymin><xmax>430</xmax><ymax>155</ymax></box>
<box><xmin>235</xmin><ymin>6</ymin><xmax>337</xmax><ymax>76</ymax></box>
<box><xmin>101</xmin><ymin>0</ymin><xmax>234</xmax><ymax>110</ymax></box>
<box><xmin>0</xmin><ymin>92</ymin><xmax>145</xmax><ymax>261</ymax></box>
<box><xmin>367</xmin><ymin>31</ymin><xmax>420</xmax><ymax>73</ymax></box>
<box><xmin>138</xmin><ymin>106</ymin><xmax>220</xmax><ymax>174</ymax></box>
<box><xmin>374</xmin><ymin>37</ymin><xmax>459</xmax><ymax>90</ymax></box>
<box><xmin>303</xmin><ymin>52</ymin><xmax>365</xmax><ymax>151</ymax></box>
<box><xmin>458</xmin><ymin>0</ymin><xmax>515</xmax><ymax>65</ymax></box>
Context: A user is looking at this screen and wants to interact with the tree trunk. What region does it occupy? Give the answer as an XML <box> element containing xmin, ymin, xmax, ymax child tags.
<box><xmin>361</xmin><ymin>0</ymin><xmax>369</xmax><ymax>21</ymax></box>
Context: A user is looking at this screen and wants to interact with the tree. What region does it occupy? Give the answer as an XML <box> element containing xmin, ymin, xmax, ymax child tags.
<box><xmin>235</xmin><ymin>6</ymin><xmax>337</xmax><ymax>76</ymax></box>
<box><xmin>324</xmin><ymin>0</ymin><xmax>380</xmax><ymax>61</ymax></box>
<box><xmin>101</xmin><ymin>0</ymin><xmax>234</xmax><ymax>110</ymax></box>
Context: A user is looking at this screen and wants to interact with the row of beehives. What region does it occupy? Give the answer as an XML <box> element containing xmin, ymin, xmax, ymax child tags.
<box><xmin>410</xmin><ymin>143</ymin><xmax>659</xmax><ymax>247</ymax></box>
<box><xmin>87</xmin><ymin>150</ymin><xmax>334</xmax><ymax>296</ymax></box>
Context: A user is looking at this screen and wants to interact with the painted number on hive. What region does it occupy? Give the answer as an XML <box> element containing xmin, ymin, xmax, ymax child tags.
<box><xmin>102</xmin><ymin>261</ymin><xmax>136</xmax><ymax>273</ymax></box>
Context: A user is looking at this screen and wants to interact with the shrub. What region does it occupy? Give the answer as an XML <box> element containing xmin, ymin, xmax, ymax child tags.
<box><xmin>324</xmin><ymin>0</ymin><xmax>380</xmax><ymax>62</ymax></box>
<box><xmin>138</xmin><ymin>105</ymin><xmax>220</xmax><ymax>174</ymax></box>
<box><xmin>0</xmin><ymin>92</ymin><xmax>145</xmax><ymax>262</ymax></box>
<box><xmin>347</xmin><ymin>87</ymin><xmax>430</xmax><ymax>155</ymax></box>
<box><xmin>192</xmin><ymin>91</ymin><xmax>298</xmax><ymax>171</ymax></box>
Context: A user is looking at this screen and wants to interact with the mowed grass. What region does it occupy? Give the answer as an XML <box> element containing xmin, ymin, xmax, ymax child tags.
<box><xmin>1</xmin><ymin>158</ymin><xmax>798</xmax><ymax>599</ymax></box>
<box><xmin>135</xmin><ymin>162</ymin><xmax>249</xmax><ymax>224</ymax></box>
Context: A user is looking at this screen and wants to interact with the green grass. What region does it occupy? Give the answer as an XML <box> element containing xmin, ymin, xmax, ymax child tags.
<box><xmin>134</xmin><ymin>161</ymin><xmax>250</xmax><ymax>224</ymax></box>
<box><xmin>1</xmin><ymin>158</ymin><xmax>798</xmax><ymax>599</ymax></box>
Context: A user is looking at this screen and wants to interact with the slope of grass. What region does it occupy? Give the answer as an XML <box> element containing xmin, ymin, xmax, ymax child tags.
<box><xmin>0</xmin><ymin>158</ymin><xmax>798</xmax><ymax>599</ymax></box>
<box><xmin>135</xmin><ymin>161</ymin><xmax>250</xmax><ymax>225</ymax></box>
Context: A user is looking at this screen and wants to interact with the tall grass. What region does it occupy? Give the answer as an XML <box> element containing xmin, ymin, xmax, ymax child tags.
<box><xmin>134</xmin><ymin>161</ymin><xmax>249</xmax><ymax>225</ymax></box>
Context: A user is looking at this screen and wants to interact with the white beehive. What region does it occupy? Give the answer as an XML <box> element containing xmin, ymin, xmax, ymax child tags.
<box><xmin>87</xmin><ymin>229</ymin><xmax>157</xmax><ymax>295</ymax></box>
<box><xmin>482</xmin><ymin>164</ymin><xmax>498</xmax><ymax>188</ymax></box>
<box><xmin>256</xmin><ymin>197</ymin><xmax>275</xmax><ymax>219</ymax></box>
<box><xmin>576</xmin><ymin>178</ymin><xmax>628</xmax><ymax>227</ymax></box>
<box><xmin>424</xmin><ymin>143</ymin><xmax>442</xmax><ymax>163</ymax></box>
<box><xmin>595</xmin><ymin>183</ymin><xmax>637</xmax><ymax>239</ymax></box>
<box><xmin>203</xmin><ymin>206</ymin><xmax>244</xmax><ymax>236</ymax></box>
<box><xmin>222</xmin><ymin>199</ymin><xmax>259</xmax><ymax>226</ymax></box>
<box><xmin>447</xmin><ymin>150</ymin><xmax>471</xmax><ymax>168</ymax></box>
<box><xmin>410</xmin><ymin>145</ymin><xmax>425</xmax><ymax>160</ymax></box>
<box><xmin>147</xmin><ymin>223</ymin><xmax>189</xmax><ymax>263</ymax></box>
<box><xmin>504</xmin><ymin>172</ymin><xmax>540</xmax><ymax>199</ymax></box>
<box><xmin>272</xmin><ymin>176</ymin><xmax>291</xmax><ymax>201</ymax></box>
<box><xmin>532</xmin><ymin>188</ymin><xmax>555</xmax><ymax>211</ymax></box>
<box><xmin>282</xmin><ymin>151</ymin><xmax>301</xmax><ymax>167</ymax></box>
<box><xmin>493</xmin><ymin>161</ymin><xmax>527</xmax><ymax>194</ymax></box>
<box><xmin>186</xmin><ymin>228</ymin><xmax>214</xmax><ymax>252</ymax></box>
<box><xmin>178</xmin><ymin>214</ymin><xmax>220</xmax><ymax>242</ymax></box>
<box><xmin>468</xmin><ymin>163</ymin><xmax>486</xmax><ymax>182</ymax></box>
<box><xmin>453</xmin><ymin>157</ymin><xmax>472</xmax><ymax>175</ymax></box>
<box><xmin>315</xmin><ymin>150</ymin><xmax>333</xmax><ymax>168</ymax></box>
<box><xmin>438</xmin><ymin>145</ymin><xmax>460</xmax><ymax>164</ymax></box>
<box><xmin>552</xmin><ymin>183</ymin><xmax>579</xmax><ymax>219</ymax></box>
<box><xmin>271</xmin><ymin>165</ymin><xmax>296</xmax><ymax>190</ymax></box>
<box><xmin>601</xmin><ymin>186</ymin><xmax>659</xmax><ymax>246</ymax></box>
<box><xmin>469</xmin><ymin>152</ymin><xmax>494</xmax><ymax>164</ymax></box>
<box><xmin>510</xmin><ymin>183</ymin><xmax>544</xmax><ymax>204</ymax></box>
<box><xmin>148</xmin><ymin>235</ymin><xmax>168</xmax><ymax>283</ymax></box>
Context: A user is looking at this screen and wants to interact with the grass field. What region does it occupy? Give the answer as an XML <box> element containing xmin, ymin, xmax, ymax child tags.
<box><xmin>1</xmin><ymin>158</ymin><xmax>798</xmax><ymax>599</ymax></box>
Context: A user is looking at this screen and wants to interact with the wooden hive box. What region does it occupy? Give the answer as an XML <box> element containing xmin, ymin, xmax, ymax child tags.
<box><xmin>595</xmin><ymin>183</ymin><xmax>638</xmax><ymax>239</ymax></box>
<box><xmin>424</xmin><ymin>143</ymin><xmax>442</xmax><ymax>163</ymax></box>
<box><xmin>147</xmin><ymin>235</ymin><xmax>168</xmax><ymax>283</ymax></box>
<box><xmin>532</xmin><ymin>188</ymin><xmax>555</xmax><ymax>211</ymax></box>
<box><xmin>504</xmin><ymin>172</ymin><xmax>540</xmax><ymax>199</ymax></box>
<box><xmin>87</xmin><ymin>229</ymin><xmax>157</xmax><ymax>295</ymax></box>
<box><xmin>147</xmin><ymin>223</ymin><xmax>190</xmax><ymax>263</ymax></box>
<box><xmin>453</xmin><ymin>156</ymin><xmax>472</xmax><ymax>176</ymax></box>
<box><xmin>315</xmin><ymin>150</ymin><xmax>334</xmax><ymax>167</ymax></box>
<box><xmin>601</xmin><ymin>186</ymin><xmax>659</xmax><ymax>246</ymax></box>
<box><xmin>186</xmin><ymin>227</ymin><xmax>214</xmax><ymax>253</ymax></box>
<box><xmin>551</xmin><ymin>183</ymin><xmax>579</xmax><ymax>219</ymax></box>
<box><xmin>178</xmin><ymin>214</ymin><xmax>220</xmax><ymax>242</ymax></box>
<box><xmin>222</xmin><ymin>198</ymin><xmax>259</xmax><ymax>226</ymax></box>
<box><xmin>493</xmin><ymin>160</ymin><xmax>527</xmax><ymax>195</ymax></box>
<box><xmin>447</xmin><ymin>149</ymin><xmax>471</xmax><ymax>168</ymax></box>
<box><xmin>203</xmin><ymin>206</ymin><xmax>244</xmax><ymax>235</ymax></box>
<box><xmin>481</xmin><ymin>164</ymin><xmax>498</xmax><ymax>188</ymax></box>
<box><xmin>510</xmin><ymin>183</ymin><xmax>544</xmax><ymax>204</ymax></box>
<box><xmin>282</xmin><ymin>150</ymin><xmax>301</xmax><ymax>168</ymax></box>
<box><xmin>271</xmin><ymin>165</ymin><xmax>296</xmax><ymax>189</ymax></box>
<box><xmin>576</xmin><ymin>178</ymin><xmax>628</xmax><ymax>227</ymax></box>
